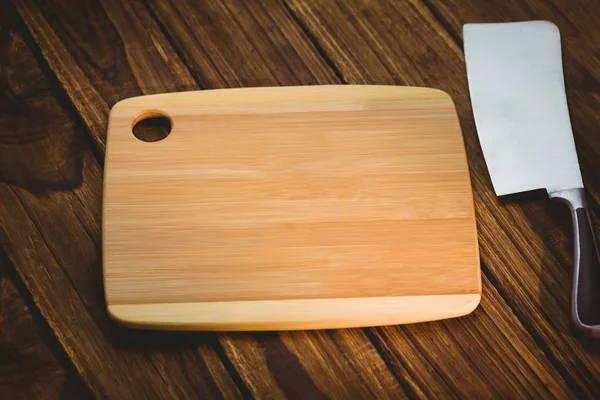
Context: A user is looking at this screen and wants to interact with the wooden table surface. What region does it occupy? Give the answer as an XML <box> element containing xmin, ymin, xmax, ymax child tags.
<box><xmin>1</xmin><ymin>0</ymin><xmax>600</xmax><ymax>398</ymax></box>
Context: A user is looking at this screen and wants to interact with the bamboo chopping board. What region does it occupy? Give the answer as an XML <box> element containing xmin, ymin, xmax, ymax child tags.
<box><xmin>103</xmin><ymin>85</ymin><xmax>480</xmax><ymax>331</ymax></box>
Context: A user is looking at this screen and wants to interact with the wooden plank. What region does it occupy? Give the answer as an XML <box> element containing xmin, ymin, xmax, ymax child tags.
<box><xmin>220</xmin><ymin>331</ymin><xmax>404</xmax><ymax>398</ymax></box>
<box><xmin>373</xmin><ymin>275</ymin><xmax>575</xmax><ymax>398</ymax></box>
<box><xmin>0</xmin><ymin>252</ymin><xmax>90</xmax><ymax>399</ymax></box>
<box><xmin>12</xmin><ymin>0</ymin><xmax>406</xmax><ymax>396</ymax></box>
<box><xmin>147</xmin><ymin>0</ymin><xmax>339</xmax><ymax>87</ymax></box>
<box><xmin>1</xmin><ymin>2</ymin><xmax>241</xmax><ymax>398</ymax></box>
<box><xmin>285</xmin><ymin>0</ymin><xmax>600</xmax><ymax>396</ymax></box>
<box><xmin>13</xmin><ymin>0</ymin><xmax>197</xmax><ymax>149</ymax></box>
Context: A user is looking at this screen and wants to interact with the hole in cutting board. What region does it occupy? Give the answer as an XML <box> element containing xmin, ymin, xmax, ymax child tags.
<box><xmin>132</xmin><ymin>111</ymin><xmax>171</xmax><ymax>142</ymax></box>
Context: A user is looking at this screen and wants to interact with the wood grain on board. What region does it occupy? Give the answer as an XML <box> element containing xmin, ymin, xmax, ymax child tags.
<box><xmin>104</xmin><ymin>86</ymin><xmax>480</xmax><ymax>330</ymax></box>
<box><xmin>2</xmin><ymin>0</ymin><xmax>599</xmax><ymax>397</ymax></box>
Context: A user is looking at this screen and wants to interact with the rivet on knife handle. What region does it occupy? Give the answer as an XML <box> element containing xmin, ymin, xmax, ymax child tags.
<box><xmin>550</xmin><ymin>189</ymin><xmax>600</xmax><ymax>337</ymax></box>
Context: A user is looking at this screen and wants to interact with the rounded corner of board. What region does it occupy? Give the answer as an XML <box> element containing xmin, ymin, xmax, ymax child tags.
<box><xmin>106</xmin><ymin>304</ymin><xmax>128</xmax><ymax>326</ymax></box>
<box><xmin>106</xmin><ymin>304</ymin><xmax>140</xmax><ymax>329</ymax></box>
<box><xmin>456</xmin><ymin>293</ymin><xmax>481</xmax><ymax>318</ymax></box>
<box><xmin>425</xmin><ymin>87</ymin><xmax>453</xmax><ymax>99</ymax></box>
<box><xmin>431</xmin><ymin>89</ymin><xmax>458</xmax><ymax>110</ymax></box>
<box><xmin>109</xmin><ymin>96</ymin><xmax>140</xmax><ymax>114</ymax></box>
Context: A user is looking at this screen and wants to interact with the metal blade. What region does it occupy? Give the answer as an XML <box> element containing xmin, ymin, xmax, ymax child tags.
<box><xmin>464</xmin><ymin>21</ymin><xmax>583</xmax><ymax>196</ymax></box>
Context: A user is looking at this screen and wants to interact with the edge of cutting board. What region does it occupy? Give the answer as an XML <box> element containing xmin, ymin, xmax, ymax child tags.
<box><xmin>107</xmin><ymin>294</ymin><xmax>481</xmax><ymax>331</ymax></box>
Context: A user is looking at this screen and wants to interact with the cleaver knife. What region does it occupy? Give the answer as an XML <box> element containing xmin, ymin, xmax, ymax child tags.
<box><xmin>464</xmin><ymin>21</ymin><xmax>600</xmax><ymax>337</ymax></box>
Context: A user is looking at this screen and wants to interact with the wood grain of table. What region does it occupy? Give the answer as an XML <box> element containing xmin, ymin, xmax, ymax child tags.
<box><xmin>1</xmin><ymin>0</ymin><xmax>599</xmax><ymax>398</ymax></box>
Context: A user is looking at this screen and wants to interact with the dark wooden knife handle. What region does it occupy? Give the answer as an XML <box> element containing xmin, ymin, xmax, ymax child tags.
<box><xmin>550</xmin><ymin>188</ymin><xmax>600</xmax><ymax>338</ymax></box>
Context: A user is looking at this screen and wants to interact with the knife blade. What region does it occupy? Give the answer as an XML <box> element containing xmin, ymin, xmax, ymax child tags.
<box><xmin>464</xmin><ymin>21</ymin><xmax>600</xmax><ymax>337</ymax></box>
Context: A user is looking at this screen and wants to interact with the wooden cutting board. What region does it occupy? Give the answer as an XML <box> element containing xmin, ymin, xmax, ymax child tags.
<box><xmin>103</xmin><ymin>85</ymin><xmax>480</xmax><ymax>331</ymax></box>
